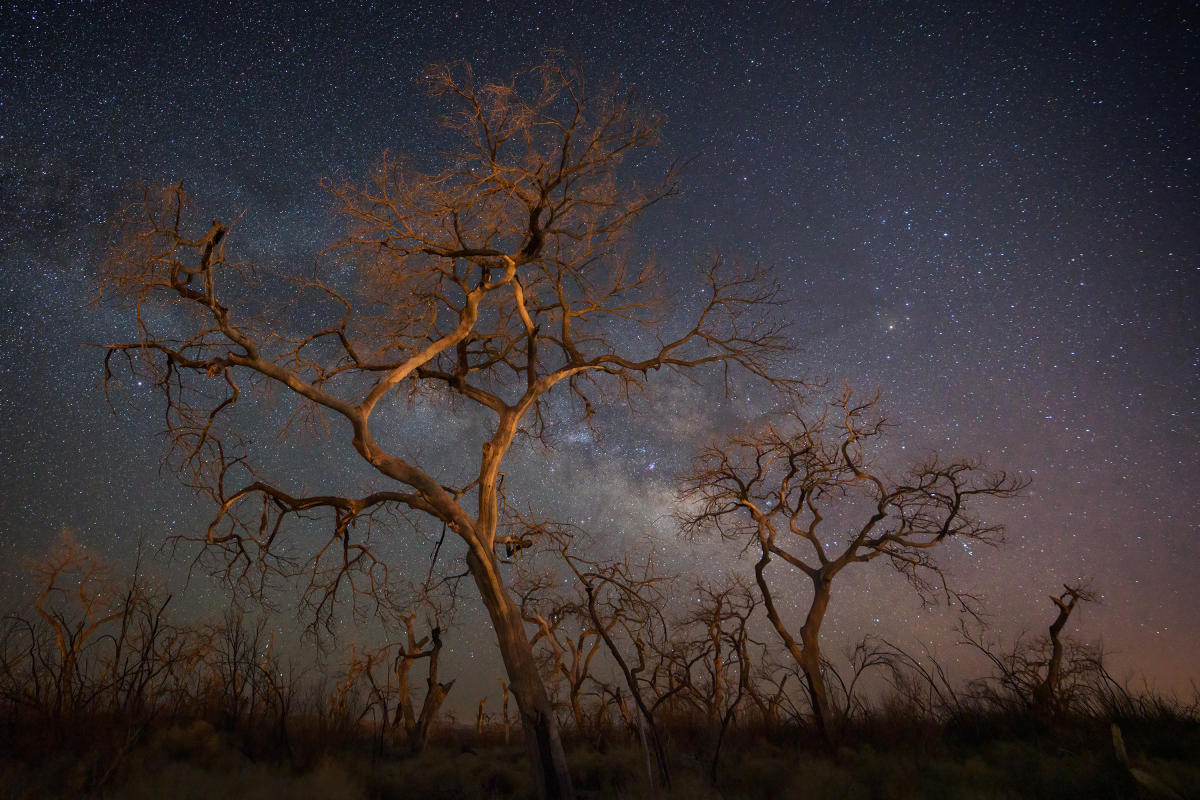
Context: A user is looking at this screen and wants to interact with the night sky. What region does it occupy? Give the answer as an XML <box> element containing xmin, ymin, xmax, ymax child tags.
<box><xmin>2</xmin><ymin>1</ymin><xmax>1197</xmax><ymax>700</ymax></box>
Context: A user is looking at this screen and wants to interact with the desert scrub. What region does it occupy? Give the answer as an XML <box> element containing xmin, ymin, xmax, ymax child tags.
<box><xmin>567</xmin><ymin>744</ymin><xmax>643</xmax><ymax>794</ymax></box>
<box><xmin>369</xmin><ymin>746</ymin><xmax>533</xmax><ymax>800</ymax></box>
<box><xmin>112</xmin><ymin>758</ymin><xmax>365</xmax><ymax>800</ymax></box>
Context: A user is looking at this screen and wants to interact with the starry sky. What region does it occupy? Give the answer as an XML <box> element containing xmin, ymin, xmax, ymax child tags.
<box><xmin>1</xmin><ymin>1</ymin><xmax>1197</xmax><ymax>699</ymax></box>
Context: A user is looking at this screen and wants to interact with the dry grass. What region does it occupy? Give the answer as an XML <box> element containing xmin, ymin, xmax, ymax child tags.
<box><xmin>3</xmin><ymin>730</ymin><xmax>1198</xmax><ymax>800</ymax></box>
<box><xmin>1</xmin><ymin>690</ymin><xmax>1198</xmax><ymax>799</ymax></box>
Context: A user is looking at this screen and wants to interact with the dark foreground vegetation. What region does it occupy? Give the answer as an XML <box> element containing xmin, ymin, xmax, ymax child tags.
<box><xmin>2</xmin><ymin>540</ymin><xmax>1196</xmax><ymax>799</ymax></box>
<box><xmin>2</xmin><ymin>694</ymin><xmax>1197</xmax><ymax>799</ymax></box>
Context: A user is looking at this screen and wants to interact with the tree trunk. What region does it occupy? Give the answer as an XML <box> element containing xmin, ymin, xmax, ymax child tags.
<box><xmin>501</xmin><ymin>679</ymin><xmax>510</xmax><ymax>745</ymax></box>
<box><xmin>412</xmin><ymin>626</ymin><xmax>453</xmax><ymax>754</ymax></box>
<box><xmin>467</xmin><ymin>544</ymin><xmax>574</xmax><ymax>800</ymax></box>
<box><xmin>1032</xmin><ymin>638</ymin><xmax>1063</xmax><ymax>717</ymax></box>
<box><xmin>1033</xmin><ymin>590</ymin><xmax>1076</xmax><ymax>718</ymax></box>
<box><xmin>754</xmin><ymin>547</ymin><xmax>836</xmax><ymax>750</ymax></box>
<box><xmin>570</xmin><ymin>681</ymin><xmax>587</xmax><ymax>732</ymax></box>
<box><xmin>798</xmin><ymin>645</ymin><xmax>832</xmax><ymax>748</ymax></box>
<box><xmin>799</xmin><ymin>576</ymin><xmax>834</xmax><ymax>749</ymax></box>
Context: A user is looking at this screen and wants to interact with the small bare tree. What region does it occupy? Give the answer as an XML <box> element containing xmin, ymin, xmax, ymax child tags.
<box><xmin>519</xmin><ymin>574</ymin><xmax>612</xmax><ymax>733</ymax></box>
<box><xmin>1032</xmin><ymin>582</ymin><xmax>1099</xmax><ymax>717</ymax></box>
<box><xmin>27</xmin><ymin>531</ymin><xmax>127</xmax><ymax>719</ymax></box>
<box><xmin>334</xmin><ymin>615</ymin><xmax>453</xmax><ymax>755</ymax></box>
<box><xmin>678</xmin><ymin>389</ymin><xmax>1025</xmax><ymax>745</ymax></box>
<box><xmin>532</xmin><ymin>529</ymin><xmax>680</xmax><ymax>791</ymax></box>
<box><xmin>97</xmin><ymin>59</ymin><xmax>789</xmax><ymax>799</ymax></box>
<box><xmin>959</xmin><ymin>581</ymin><xmax>1100</xmax><ymax>718</ymax></box>
<box><xmin>671</xmin><ymin>580</ymin><xmax>760</xmax><ymax>785</ymax></box>
<box><xmin>390</xmin><ymin>614</ymin><xmax>454</xmax><ymax>753</ymax></box>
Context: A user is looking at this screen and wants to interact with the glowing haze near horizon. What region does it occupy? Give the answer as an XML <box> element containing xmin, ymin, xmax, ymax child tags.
<box><xmin>1</xmin><ymin>1</ymin><xmax>1197</xmax><ymax>702</ymax></box>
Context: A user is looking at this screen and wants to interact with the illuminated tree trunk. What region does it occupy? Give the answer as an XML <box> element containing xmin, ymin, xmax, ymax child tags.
<box><xmin>797</xmin><ymin>575</ymin><xmax>833</xmax><ymax>748</ymax></box>
<box><xmin>755</xmin><ymin>548</ymin><xmax>835</xmax><ymax>748</ymax></box>
<box><xmin>478</xmin><ymin>417</ymin><xmax>575</xmax><ymax>798</ymax></box>
<box><xmin>467</xmin><ymin>543</ymin><xmax>574</xmax><ymax>800</ymax></box>
<box><xmin>465</xmin><ymin>542</ymin><xmax>568</xmax><ymax>796</ymax></box>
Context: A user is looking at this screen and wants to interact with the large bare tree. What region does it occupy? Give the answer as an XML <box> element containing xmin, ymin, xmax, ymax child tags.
<box><xmin>97</xmin><ymin>60</ymin><xmax>789</xmax><ymax>799</ymax></box>
<box><xmin>678</xmin><ymin>389</ymin><xmax>1025</xmax><ymax>745</ymax></box>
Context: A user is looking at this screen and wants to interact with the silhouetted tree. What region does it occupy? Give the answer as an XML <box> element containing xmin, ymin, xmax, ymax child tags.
<box><xmin>518</xmin><ymin>571</ymin><xmax>613</xmax><ymax>732</ymax></box>
<box><xmin>672</xmin><ymin>580</ymin><xmax>759</xmax><ymax>785</ymax></box>
<box><xmin>678</xmin><ymin>389</ymin><xmax>1026</xmax><ymax>746</ymax></box>
<box><xmin>97</xmin><ymin>59</ymin><xmax>790</xmax><ymax>799</ymax></box>
<box><xmin>1032</xmin><ymin>582</ymin><xmax>1099</xmax><ymax>717</ymax></box>
<box><xmin>958</xmin><ymin>580</ymin><xmax>1101</xmax><ymax>718</ymax></box>
<box><xmin>28</xmin><ymin>531</ymin><xmax>126</xmax><ymax>719</ymax></box>
<box><xmin>533</xmin><ymin>528</ymin><xmax>680</xmax><ymax>790</ymax></box>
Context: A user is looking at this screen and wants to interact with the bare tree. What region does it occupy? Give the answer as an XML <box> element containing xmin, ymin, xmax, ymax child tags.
<box><xmin>27</xmin><ymin>531</ymin><xmax>127</xmax><ymax>719</ymax></box>
<box><xmin>500</xmin><ymin>678</ymin><xmax>511</xmax><ymax>744</ymax></box>
<box><xmin>1032</xmin><ymin>582</ymin><xmax>1098</xmax><ymax>717</ymax></box>
<box><xmin>671</xmin><ymin>580</ymin><xmax>760</xmax><ymax>785</ymax></box>
<box><xmin>96</xmin><ymin>59</ymin><xmax>789</xmax><ymax>799</ymax></box>
<box><xmin>821</xmin><ymin>637</ymin><xmax>894</xmax><ymax>724</ymax></box>
<box><xmin>958</xmin><ymin>581</ymin><xmax>1100</xmax><ymax>718</ymax></box>
<box><xmin>528</xmin><ymin>528</ymin><xmax>680</xmax><ymax>790</ymax></box>
<box><xmin>202</xmin><ymin>608</ymin><xmax>279</xmax><ymax>729</ymax></box>
<box><xmin>662</xmin><ymin>581</ymin><xmax>759</xmax><ymax>730</ymax></box>
<box><xmin>389</xmin><ymin>613</ymin><xmax>454</xmax><ymax>753</ymax></box>
<box><xmin>518</xmin><ymin>567</ymin><xmax>614</xmax><ymax>732</ymax></box>
<box><xmin>678</xmin><ymin>389</ymin><xmax>1025</xmax><ymax>746</ymax></box>
<box><xmin>872</xmin><ymin>637</ymin><xmax>965</xmax><ymax>720</ymax></box>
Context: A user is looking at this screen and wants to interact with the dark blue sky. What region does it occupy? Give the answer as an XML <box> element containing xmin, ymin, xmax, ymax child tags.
<box><xmin>1</xmin><ymin>1</ymin><xmax>1197</xmax><ymax>694</ymax></box>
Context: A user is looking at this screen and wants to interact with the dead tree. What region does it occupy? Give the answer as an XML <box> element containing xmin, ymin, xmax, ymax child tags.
<box><xmin>553</xmin><ymin>538</ymin><xmax>680</xmax><ymax>791</ymax></box>
<box><xmin>670</xmin><ymin>580</ymin><xmax>760</xmax><ymax>786</ymax></box>
<box><xmin>500</xmin><ymin>678</ymin><xmax>511</xmax><ymax>744</ymax></box>
<box><xmin>97</xmin><ymin>58</ymin><xmax>791</xmax><ymax>799</ymax></box>
<box><xmin>336</xmin><ymin>613</ymin><xmax>455</xmax><ymax>754</ymax></box>
<box><xmin>519</xmin><ymin>571</ymin><xmax>614</xmax><ymax>733</ymax></box>
<box><xmin>1032</xmin><ymin>583</ymin><xmax>1098</xmax><ymax>717</ymax></box>
<box><xmin>958</xmin><ymin>581</ymin><xmax>1100</xmax><ymax>718</ymax></box>
<box><xmin>203</xmin><ymin>609</ymin><xmax>277</xmax><ymax>729</ymax></box>
<box><xmin>27</xmin><ymin>531</ymin><xmax>126</xmax><ymax>719</ymax></box>
<box><xmin>391</xmin><ymin>615</ymin><xmax>454</xmax><ymax>753</ymax></box>
<box><xmin>873</xmin><ymin>637</ymin><xmax>965</xmax><ymax>720</ymax></box>
<box><xmin>1</xmin><ymin>531</ymin><xmax>179</xmax><ymax>737</ymax></box>
<box><xmin>822</xmin><ymin>637</ymin><xmax>894</xmax><ymax>723</ymax></box>
<box><xmin>679</xmin><ymin>388</ymin><xmax>1025</xmax><ymax>746</ymax></box>
<box><xmin>663</xmin><ymin>581</ymin><xmax>759</xmax><ymax>730</ymax></box>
